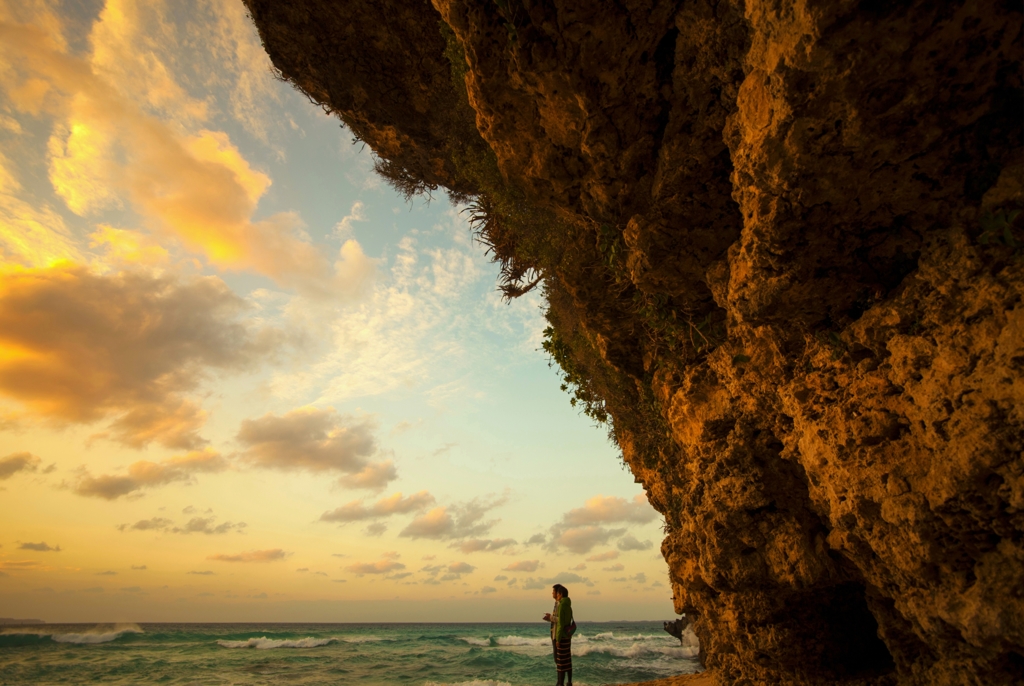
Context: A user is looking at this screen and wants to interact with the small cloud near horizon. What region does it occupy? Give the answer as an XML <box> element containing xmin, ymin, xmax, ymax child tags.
<box><xmin>207</xmin><ymin>549</ymin><xmax>288</xmax><ymax>563</ymax></box>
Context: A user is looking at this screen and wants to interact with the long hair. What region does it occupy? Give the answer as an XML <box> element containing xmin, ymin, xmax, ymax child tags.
<box><xmin>552</xmin><ymin>584</ymin><xmax>569</xmax><ymax>597</ymax></box>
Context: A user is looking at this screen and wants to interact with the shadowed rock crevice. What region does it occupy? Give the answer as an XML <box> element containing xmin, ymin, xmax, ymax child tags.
<box><xmin>244</xmin><ymin>0</ymin><xmax>1024</xmax><ymax>683</ymax></box>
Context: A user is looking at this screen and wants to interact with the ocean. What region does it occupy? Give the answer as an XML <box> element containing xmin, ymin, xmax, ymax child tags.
<box><xmin>0</xmin><ymin>621</ymin><xmax>701</xmax><ymax>685</ymax></box>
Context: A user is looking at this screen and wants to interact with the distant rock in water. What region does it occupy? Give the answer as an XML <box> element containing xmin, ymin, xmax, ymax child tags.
<box><xmin>244</xmin><ymin>0</ymin><xmax>1023</xmax><ymax>683</ymax></box>
<box><xmin>663</xmin><ymin>617</ymin><xmax>691</xmax><ymax>643</ymax></box>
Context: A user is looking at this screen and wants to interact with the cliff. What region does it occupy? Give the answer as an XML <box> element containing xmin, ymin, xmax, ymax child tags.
<box><xmin>243</xmin><ymin>1</ymin><xmax>1023</xmax><ymax>683</ymax></box>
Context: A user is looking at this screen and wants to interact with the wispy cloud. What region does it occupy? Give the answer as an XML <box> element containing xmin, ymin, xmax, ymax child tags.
<box><xmin>74</xmin><ymin>449</ymin><xmax>228</xmax><ymax>500</ymax></box>
<box><xmin>117</xmin><ymin>514</ymin><xmax>245</xmax><ymax>535</ymax></box>
<box><xmin>320</xmin><ymin>491</ymin><xmax>435</xmax><ymax>523</ymax></box>
<box><xmin>450</xmin><ymin>538</ymin><xmax>516</xmax><ymax>554</ymax></box>
<box><xmin>503</xmin><ymin>560</ymin><xmax>539</xmax><ymax>572</ymax></box>
<box><xmin>345</xmin><ymin>551</ymin><xmax>406</xmax><ymax>576</ymax></box>
<box><xmin>207</xmin><ymin>549</ymin><xmax>288</xmax><ymax>563</ymax></box>
<box><xmin>18</xmin><ymin>541</ymin><xmax>60</xmax><ymax>552</ymax></box>
<box><xmin>399</xmin><ymin>493</ymin><xmax>508</xmax><ymax>541</ymax></box>
<box><xmin>269</xmin><ymin>209</ymin><xmax>543</xmax><ymax>405</ymax></box>
<box><xmin>522</xmin><ymin>572</ymin><xmax>593</xmax><ymax>591</ymax></box>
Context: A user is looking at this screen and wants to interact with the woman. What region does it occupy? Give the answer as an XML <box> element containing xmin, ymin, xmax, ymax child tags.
<box><xmin>543</xmin><ymin>583</ymin><xmax>574</xmax><ymax>686</ymax></box>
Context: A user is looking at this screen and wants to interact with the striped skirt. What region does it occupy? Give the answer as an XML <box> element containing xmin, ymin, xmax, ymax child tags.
<box><xmin>552</xmin><ymin>638</ymin><xmax>572</xmax><ymax>672</ymax></box>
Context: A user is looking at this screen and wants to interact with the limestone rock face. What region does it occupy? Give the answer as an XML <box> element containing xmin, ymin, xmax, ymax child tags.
<box><xmin>245</xmin><ymin>0</ymin><xmax>1023</xmax><ymax>683</ymax></box>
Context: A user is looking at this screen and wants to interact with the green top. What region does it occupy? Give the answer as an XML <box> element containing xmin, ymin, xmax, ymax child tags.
<box><xmin>552</xmin><ymin>597</ymin><xmax>574</xmax><ymax>641</ymax></box>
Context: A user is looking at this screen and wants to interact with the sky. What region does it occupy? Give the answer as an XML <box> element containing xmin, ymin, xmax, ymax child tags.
<box><xmin>0</xmin><ymin>0</ymin><xmax>673</xmax><ymax>623</ymax></box>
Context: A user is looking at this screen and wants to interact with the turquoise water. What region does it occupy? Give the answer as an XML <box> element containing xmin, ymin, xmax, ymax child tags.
<box><xmin>0</xmin><ymin>622</ymin><xmax>701</xmax><ymax>685</ymax></box>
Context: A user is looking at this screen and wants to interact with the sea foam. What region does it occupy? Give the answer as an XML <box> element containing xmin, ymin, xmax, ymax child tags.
<box><xmin>216</xmin><ymin>636</ymin><xmax>336</xmax><ymax>649</ymax></box>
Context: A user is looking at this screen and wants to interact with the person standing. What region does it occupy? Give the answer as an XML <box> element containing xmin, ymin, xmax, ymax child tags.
<box><xmin>543</xmin><ymin>583</ymin><xmax>574</xmax><ymax>686</ymax></box>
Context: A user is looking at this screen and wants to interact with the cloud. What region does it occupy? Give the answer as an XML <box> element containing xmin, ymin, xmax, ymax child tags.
<box><xmin>524</xmin><ymin>534</ymin><xmax>546</xmax><ymax>546</ymax></box>
<box><xmin>18</xmin><ymin>541</ymin><xmax>60</xmax><ymax>552</ymax></box>
<box><xmin>118</xmin><ymin>518</ymin><xmax>174</xmax><ymax>532</ymax></box>
<box><xmin>451</xmin><ymin>538</ymin><xmax>516</xmax><ymax>554</ymax></box>
<box><xmin>334</xmin><ymin>201</ymin><xmax>365</xmax><ymax>237</ymax></box>
<box><xmin>188</xmin><ymin>570</ymin><xmax>214</xmax><ymax>575</ymax></box>
<box><xmin>562</xmin><ymin>495</ymin><xmax>657</xmax><ymax>526</ymax></box>
<box><xmin>616</xmin><ymin>534</ymin><xmax>653</xmax><ymax>552</ymax></box>
<box><xmin>131</xmin><ymin>565</ymin><xmax>147</xmax><ymax>570</ymax></box>
<box><xmin>603</xmin><ymin>564</ymin><xmax>625</xmax><ymax>572</ymax></box>
<box><xmin>96</xmin><ymin>570</ymin><xmax>116</xmax><ymax>576</ymax></box>
<box><xmin>399</xmin><ymin>493</ymin><xmax>507</xmax><ymax>540</ymax></box>
<box><xmin>586</xmin><ymin>550</ymin><xmax>619</xmax><ymax>562</ymax></box>
<box><xmin>207</xmin><ymin>549</ymin><xmax>288</xmax><ymax>563</ymax></box>
<box><xmin>571</xmin><ymin>564</ymin><xmax>587</xmax><ymax>571</ymax></box>
<box><xmin>0</xmin><ymin>452</ymin><xmax>40</xmax><ymax>479</ymax></box>
<box><xmin>0</xmin><ymin>559</ymin><xmax>42</xmax><ymax>572</ymax></box>
<box><xmin>237</xmin><ymin>407</ymin><xmax>378</xmax><ymax>475</ymax></box>
<box><xmin>0</xmin><ymin>265</ymin><xmax>276</xmax><ymax>447</ymax></box>
<box><xmin>0</xmin><ymin>17</ymin><xmax>372</xmax><ymax>297</ymax></box>
<box><xmin>74</xmin><ymin>449</ymin><xmax>228</xmax><ymax>500</ymax></box>
<box><xmin>320</xmin><ymin>490</ymin><xmax>435</xmax><ymax>523</ymax></box>
<box><xmin>440</xmin><ymin>561</ymin><xmax>476</xmax><ymax>581</ymax></box>
<box><xmin>494</xmin><ymin>575</ymin><xmax>508</xmax><ymax>582</ymax></box>
<box><xmin>503</xmin><ymin>560</ymin><xmax>539</xmax><ymax>573</ymax></box>
<box><xmin>481</xmin><ymin>586</ymin><xmax>496</xmax><ymax>594</ymax></box>
<box><xmin>338</xmin><ymin>459</ymin><xmax>398</xmax><ymax>491</ymax></box>
<box><xmin>364</xmin><ymin>522</ymin><xmax>387</xmax><ymax>537</ymax></box>
<box><xmin>173</xmin><ymin>517</ymin><xmax>246</xmax><ymax>535</ymax></box>
<box><xmin>550</xmin><ymin>526</ymin><xmax>626</xmax><ymax>555</ymax></box>
<box><xmin>345</xmin><ymin>555</ymin><xmax>406</xmax><ymax>575</ymax></box>
<box><xmin>545</xmin><ymin>495</ymin><xmax>657</xmax><ymax>554</ymax></box>
<box><xmin>522</xmin><ymin>572</ymin><xmax>592</xmax><ymax>591</ymax></box>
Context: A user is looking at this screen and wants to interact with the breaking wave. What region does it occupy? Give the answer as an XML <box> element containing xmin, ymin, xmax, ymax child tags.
<box><xmin>458</xmin><ymin>629</ymin><xmax>699</xmax><ymax>660</ymax></box>
<box><xmin>216</xmin><ymin>636</ymin><xmax>337</xmax><ymax>649</ymax></box>
<box><xmin>0</xmin><ymin>623</ymin><xmax>143</xmax><ymax>645</ymax></box>
<box><xmin>573</xmin><ymin>641</ymin><xmax>699</xmax><ymax>659</ymax></box>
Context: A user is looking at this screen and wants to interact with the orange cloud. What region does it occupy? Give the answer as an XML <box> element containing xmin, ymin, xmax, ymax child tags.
<box><xmin>337</xmin><ymin>459</ymin><xmax>398</xmax><ymax>491</ymax></box>
<box><xmin>74</xmin><ymin>449</ymin><xmax>228</xmax><ymax>500</ymax></box>
<box><xmin>207</xmin><ymin>549</ymin><xmax>288</xmax><ymax>563</ymax></box>
<box><xmin>0</xmin><ymin>17</ymin><xmax>373</xmax><ymax>296</ymax></box>
<box><xmin>0</xmin><ymin>264</ymin><xmax>275</xmax><ymax>445</ymax></box>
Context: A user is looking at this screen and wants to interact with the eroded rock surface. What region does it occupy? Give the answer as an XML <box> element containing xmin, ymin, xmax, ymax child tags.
<box><xmin>244</xmin><ymin>0</ymin><xmax>1023</xmax><ymax>683</ymax></box>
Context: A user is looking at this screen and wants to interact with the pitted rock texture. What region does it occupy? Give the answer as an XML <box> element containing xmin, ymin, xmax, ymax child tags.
<box><xmin>245</xmin><ymin>0</ymin><xmax>1023</xmax><ymax>683</ymax></box>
